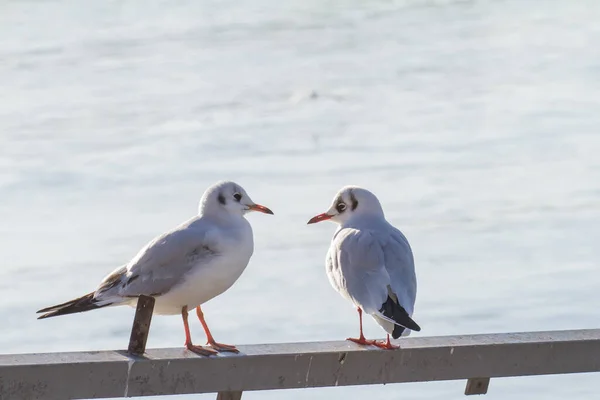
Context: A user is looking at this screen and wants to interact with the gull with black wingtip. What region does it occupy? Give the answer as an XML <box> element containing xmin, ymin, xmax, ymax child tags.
<box><xmin>308</xmin><ymin>186</ymin><xmax>421</xmax><ymax>349</ymax></box>
<box><xmin>37</xmin><ymin>181</ymin><xmax>273</xmax><ymax>356</ymax></box>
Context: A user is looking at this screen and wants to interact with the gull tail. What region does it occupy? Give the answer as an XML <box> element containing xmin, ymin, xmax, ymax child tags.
<box><xmin>36</xmin><ymin>292</ymin><xmax>112</xmax><ymax>319</ymax></box>
<box><xmin>378</xmin><ymin>296</ymin><xmax>421</xmax><ymax>339</ymax></box>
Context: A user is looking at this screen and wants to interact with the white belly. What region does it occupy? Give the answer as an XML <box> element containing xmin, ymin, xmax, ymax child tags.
<box><xmin>140</xmin><ymin>252</ymin><xmax>252</xmax><ymax>315</ymax></box>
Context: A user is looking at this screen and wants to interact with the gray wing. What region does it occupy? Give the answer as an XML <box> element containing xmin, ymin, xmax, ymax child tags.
<box><xmin>94</xmin><ymin>217</ymin><xmax>220</xmax><ymax>302</ymax></box>
<box><xmin>381</xmin><ymin>227</ymin><xmax>417</xmax><ymax>316</ymax></box>
<box><xmin>328</xmin><ymin>226</ymin><xmax>420</xmax><ymax>335</ymax></box>
<box><xmin>328</xmin><ymin>228</ymin><xmax>391</xmax><ymax>315</ymax></box>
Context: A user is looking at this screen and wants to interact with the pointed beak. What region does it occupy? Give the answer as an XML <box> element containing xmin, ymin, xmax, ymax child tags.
<box><xmin>307</xmin><ymin>212</ymin><xmax>333</xmax><ymax>224</ymax></box>
<box><xmin>247</xmin><ymin>203</ymin><xmax>274</xmax><ymax>215</ymax></box>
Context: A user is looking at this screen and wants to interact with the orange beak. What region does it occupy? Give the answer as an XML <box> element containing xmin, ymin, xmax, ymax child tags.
<box><xmin>247</xmin><ymin>203</ymin><xmax>274</xmax><ymax>215</ymax></box>
<box><xmin>307</xmin><ymin>213</ymin><xmax>333</xmax><ymax>224</ymax></box>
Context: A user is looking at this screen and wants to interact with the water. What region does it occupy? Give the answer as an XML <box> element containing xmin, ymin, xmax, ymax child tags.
<box><xmin>1</xmin><ymin>0</ymin><xmax>600</xmax><ymax>398</ymax></box>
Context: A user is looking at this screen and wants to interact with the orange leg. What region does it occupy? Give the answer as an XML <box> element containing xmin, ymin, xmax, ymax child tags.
<box><xmin>181</xmin><ymin>306</ymin><xmax>217</xmax><ymax>356</ymax></box>
<box><xmin>346</xmin><ymin>308</ymin><xmax>377</xmax><ymax>346</ymax></box>
<box><xmin>196</xmin><ymin>306</ymin><xmax>239</xmax><ymax>353</ymax></box>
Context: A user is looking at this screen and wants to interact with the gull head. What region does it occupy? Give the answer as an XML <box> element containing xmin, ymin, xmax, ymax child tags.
<box><xmin>199</xmin><ymin>181</ymin><xmax>274</xmax><ymax>218</ymax></box>
<box><xmin>307</xmin><ymin>186</ymin><xmax>384</xmax><ymax>225</ymax></box>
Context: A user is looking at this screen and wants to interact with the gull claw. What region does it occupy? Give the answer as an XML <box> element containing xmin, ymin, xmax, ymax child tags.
<box><xmin>372</xmin><ymin>339</ymin><xmax>399</xmax><ymax>350</ymax></box>
<box><xmin>208</xmin><ymin>341</ymin><xmax>239</xmax><ymax>353</ymax></box>
<box><xmin>185</xmin><ymin>343</ymin><xmax>218</xmax><ymax>356</ymax></box>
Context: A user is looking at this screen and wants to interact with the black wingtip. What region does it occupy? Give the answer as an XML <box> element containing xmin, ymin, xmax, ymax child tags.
<box><xmin>37</xmin><ymin>308</ymin><xmax>63</xmax><ymax>319</ymax></box>
<box><xmin>392</xmin><ymin>326</ymin><xmax>404</xmax><ymax>339</ymax></box>
<box><xmin>405</xmin><ymin>317</ymin><xmax>421</xmax><ymax>332</ymax></box>
<box><xmin>35</xmin><ymin>292</ymin><xmax>104</xmax><ymax>320</ymax></box>
<box><xmin>391</xmin><ymin>318</ymin><xmax>421</xmax><ymax>339</ymax></box>
<box><xmin>381</xmin><ymin>296</ymin><xmax>422</xmax><ymax>337</ymax></box>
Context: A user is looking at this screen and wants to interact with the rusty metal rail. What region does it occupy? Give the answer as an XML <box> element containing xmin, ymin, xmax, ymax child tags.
<box><xmin>3</xmin><ymin>298</ymin><xmax>600</xmax><ymax>399</ymax></box>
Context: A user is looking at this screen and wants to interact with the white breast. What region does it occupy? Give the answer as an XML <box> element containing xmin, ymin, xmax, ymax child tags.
<box><xmin>151</xmin><ymin>221</ymin><xmax>254</xmax><ymax>315</ymax></box>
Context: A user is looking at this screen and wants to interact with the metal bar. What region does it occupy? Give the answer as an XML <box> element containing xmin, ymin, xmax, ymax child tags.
<box><xmin>1</xmin><ymin>329</ymin><xmax>600</xmax><ymax>400</ymax></box>
<box><xmin>127</xmin><ymin>295</ymin><xmax>156</xmax><ymax>356</ymax></box>
<box><xmin>464</xmin><ymin>377</ymin><xmax>490</xmax><ymax>395</ymax></box>
<box><xmin>216</xmin><ymin>391</ymin><xmax>243</xmax><ymax>400</ymax></box>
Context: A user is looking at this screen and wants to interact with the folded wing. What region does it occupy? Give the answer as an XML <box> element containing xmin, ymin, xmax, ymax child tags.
<box><xmin>37</xmin><ymin>218</ymin><xmax>221</xmax><ymax>319</ymax></box>
<box><xmin>328</xmin><ymin>227</ymin><xmax>420</xmax><ymax>338</ymax></box>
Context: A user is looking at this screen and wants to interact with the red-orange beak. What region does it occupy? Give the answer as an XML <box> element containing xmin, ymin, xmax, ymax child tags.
<box><xmin>247</xmin><ymin>203</ymin><xmax>274</xmax><ymax>215</ymax></box>
<box><xmin>307</xmin><ymin>212</ymin><xmax>333</xmax><ymax>224</ymax></box>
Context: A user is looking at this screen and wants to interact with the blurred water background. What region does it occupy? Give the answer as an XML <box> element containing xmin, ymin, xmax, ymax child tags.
<box><xmin>1</xmin><ymin>0</ymin><xmax>600</xmax><ymax>399</ymax></box>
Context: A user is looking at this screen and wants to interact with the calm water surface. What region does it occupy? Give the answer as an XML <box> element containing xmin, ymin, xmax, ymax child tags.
<box><xmin>1</xmin><ymin>0</ymin><xmax>600</xmax><ymax>399</ymax></box>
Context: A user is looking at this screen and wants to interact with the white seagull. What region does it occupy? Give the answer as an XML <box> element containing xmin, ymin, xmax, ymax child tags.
<box><xmin>307</xmin><ymin>186</ymin><xmax>420</xmax><ymax>349</ymax></box>
<box><xmin>37</xmin><ymin>181</ymin><xmax>273</xmax><ymax>356</ymax></box>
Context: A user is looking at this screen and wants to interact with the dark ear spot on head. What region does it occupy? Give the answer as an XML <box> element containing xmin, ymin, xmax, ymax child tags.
<box><xmin>350</xmin><ymin>191</ymin><xmax>358</xmax><ymax>211</ymax></box>
<box><xmin>217</xmin><ymin>192</ymin><xmax>226</xmax><ymax>205</ymax></box>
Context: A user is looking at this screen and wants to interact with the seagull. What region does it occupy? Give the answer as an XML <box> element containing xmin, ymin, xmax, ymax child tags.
<box><xmin>307</xmin><ymin>186</ymin><xmax>420</xmax><ymax>349</ymax></box>
<box><xmin>37</xmin><ymin>181</ymin><xmax>273</xmax><ymax>356</ymax></box>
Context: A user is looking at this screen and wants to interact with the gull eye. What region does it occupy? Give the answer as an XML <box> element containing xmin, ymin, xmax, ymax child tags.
<box><xmin>336</xmin><ymin>202</ymin><xmax>347</xmax><ymax>213</ymax></box>
<box><xmin>233</xmin><ymin>193</ymin><xmax>242</xmax><ymax>202</ymax></box>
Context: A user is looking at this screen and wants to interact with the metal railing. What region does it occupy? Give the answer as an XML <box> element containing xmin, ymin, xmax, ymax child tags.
<box><xmin>2</xmin><ymin>296</ymin><xmax>599</xmax><ymax>399</ymax></box>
